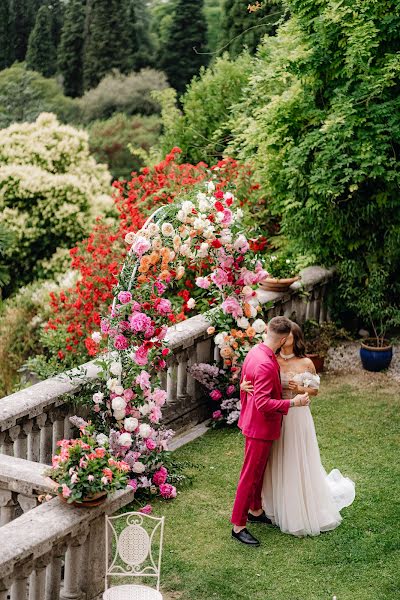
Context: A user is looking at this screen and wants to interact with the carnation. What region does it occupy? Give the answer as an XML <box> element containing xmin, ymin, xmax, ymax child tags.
<box><xmin>91</xmin><ymin>331</ymin><xmax>101</xmax><ymax>343</ymax></box>
<box><xmin>156</xmin><ymin>298</ymin><xmax>172</xmax><ymax>315</ymax></box>
<box><xmin>114</xmin><ymin>335</ymin><xmax>129</xmax><ymax>350</ymax></box>
<box><xmin>129</xmin><ymin>312</ymin><xmax>152</xmax><ymax>332</ymax></box>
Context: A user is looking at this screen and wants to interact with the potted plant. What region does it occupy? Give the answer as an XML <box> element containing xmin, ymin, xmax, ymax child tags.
<box><xmin>45</xmin><ymin>423</ymin><xmax>130</xmax><ymax>507</ymax></box>
<box><xmin>259</xmin><ymin>253</ymin><xmax>300</xmax><ymax>292</ymax></box>
<box><xmin>303</xmin><ymin>320</ymin><xmax>351</xmax><ymax>372</ymax></box>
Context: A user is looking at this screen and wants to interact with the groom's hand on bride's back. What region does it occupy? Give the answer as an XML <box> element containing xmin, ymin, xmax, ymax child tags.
<box><xmin>292</xmin><ymin>392</ymin><xmax>310</xmax><ymax>407</ymax></box>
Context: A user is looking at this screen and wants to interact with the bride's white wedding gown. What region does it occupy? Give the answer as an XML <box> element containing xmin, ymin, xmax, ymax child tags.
<box><xmin>262</xmin><ymin>371</ymin><xmax>355</xmax><ymax>537</ymax></box>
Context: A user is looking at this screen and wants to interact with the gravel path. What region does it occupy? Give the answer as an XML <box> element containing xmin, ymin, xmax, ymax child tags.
<box><xmin>325</xmin><ymin>342</ymin><xmax>400</xmax><ymax>383</ymax></box>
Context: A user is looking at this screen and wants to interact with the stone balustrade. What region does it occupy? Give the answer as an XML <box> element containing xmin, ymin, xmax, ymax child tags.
<box><xmin>0</xmin><ymin>265</ymin><xmax>334</xmax><ymax>599</ymax></box>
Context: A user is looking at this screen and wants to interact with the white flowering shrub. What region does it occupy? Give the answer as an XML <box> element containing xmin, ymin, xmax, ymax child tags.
<box><xmin>0</xmin><ymin>113</ymin><xmax>113</xmax><ymax>293</ymax></box>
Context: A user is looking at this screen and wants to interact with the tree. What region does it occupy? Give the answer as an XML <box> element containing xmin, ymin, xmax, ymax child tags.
<box><xmin>0</xmin><ymin>1</ymin><xmax>15</xmax><ymax>69</ymax></box>
<box><xmin>83</xmin><ymin>0</ymin><xmax>131</xmax><ymax>90</ymax></box>
<box><xmin>219</xmin><ymin>0</ymin><xmax>283</xmax><ymax>58</ymax></box>
<box><xmin>160</xmin><ymin>0</ymin><xmax>209</xmax><ymax>94</ymax></box>
<box><xmin>26</xmin><ymin>4</ymin><xmax>57</xmax><ymax>77</ymax></box>
<box><xmin>58</xmin><ymin>0</ymin><xmax>86</xmax><ymax>97</ymax></box>
<box><xmin>127</xmin><ymin>0</ymin><xmax>155</xmax><ymax>70</ymax></box>
<box><xmin>9</xmin><ymin>0</ymin><xmax>38</xmax><ymax>61</ymax></box>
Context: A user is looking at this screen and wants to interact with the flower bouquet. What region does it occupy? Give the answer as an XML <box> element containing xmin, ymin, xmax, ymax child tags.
<box><xmin>45</xmin><ymin>423</ymin><xmax>130</xmax><ymax>507</ymax></box>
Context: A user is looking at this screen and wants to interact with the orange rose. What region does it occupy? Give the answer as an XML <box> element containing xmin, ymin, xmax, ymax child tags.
<box><xmin>149</xmin><ymin>252</ymin><xmax>160</xmax><ymax>265</ymax></box>
<box><xmin>244</xmin><ymin>302</ymin><xmax>252</xmax><ymax>318</ymax></box>
<box><xmin>160</xmin><ymin>270</ymin><xmax>171</xmax><ymax>281</ymax></box>
<box><xmin>246</xmin><ymin>327</ymin><xmax>256</xmax><ymax>338</ymax></box>
<box><xmin>137</xmin><ymin>275</ymin><xmax>148</xmax><ymax>284</ymax></box>
<box><xmin>220</xmin><ymin>346</ymin><xmax>233</xmax><ymax>358</ymax></box>
<box><xmin>236</xmin><ymin>331</ymin><xmax>244</xmax><ymax>339</ymax></box>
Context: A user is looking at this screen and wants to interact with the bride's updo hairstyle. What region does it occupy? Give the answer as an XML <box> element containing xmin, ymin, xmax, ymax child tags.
<box><xmin>291</xmin><ymin>322</ymin><xmax>306</xmax><ymax>357</ymax></box>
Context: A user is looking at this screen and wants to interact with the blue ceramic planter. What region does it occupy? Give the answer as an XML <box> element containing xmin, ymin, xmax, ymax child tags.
<box><xmin>360</xmin><ymin>340</ymin><xmax>393</xmax><ymax>372</ymax></box>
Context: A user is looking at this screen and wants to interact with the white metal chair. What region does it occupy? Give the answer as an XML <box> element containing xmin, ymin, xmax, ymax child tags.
<box><xmin>104</xmin><ymin>511</ymin><xmax>165</xmax><ymax>600</ymax></box>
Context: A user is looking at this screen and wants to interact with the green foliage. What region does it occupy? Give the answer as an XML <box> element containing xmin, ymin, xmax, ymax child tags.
<box><xmin>78</xmin><ymin>69</ymin><xmax>168</xmax><ymax>123</ymax></box>
<box><xmin>219</xmin><ymin>0</ymin><xmax>284</xmax><ymax>58</ymax></box>
<box><xmin>82</xmin><ymin>0</ymin><xmax>131</xmax><ymax>90</ymax></box>
<box><xmin>0</xmin><ymin>1</ymin><xmax>15</xmax><ymax>69</ymax></box>
<box><xmin>88</xmin><ymin>113</ymin><xmax>161</xmax><ymax>181</ymax></box>
<box><xmin>204</xmin><ymin>0</ymin><xmax>223</xmax><ymax>54</ymax></box>
<box><xmin>231</xmin><ymin>0</ymin><xmax>400</xmax><ymax>320</ymax></box>
<box><xmin>9</xmin><ymin>0</ymin><xmax>38</xmax><ymax>62</ymax></box>
<box><xmin>303</xmin><ymin>319</ymin><xmax>352</xmax><ymax>356</ymax></box>
<box><xmin>127</xmin><ymin>0</ymin><xmax>155</xmax><ymax>71</ymax></box>
<box><xmin>26</xmin><ymin>4</ymin><xmax>57</xmax><ymax>77</ymax></box>
<box><xmin>57</xmin><ymin>0</ymin><xmax>86</xmax><ymax>97</ymax></box>
<box><xmin>0</xmin><ymin>224</ymin><xmax>14</xmax><ymax>289</ymax></box>
<box><xmin>160</xmin><ymin>0</ymin><xmax>209</xmax><ymax>94</ymax></box>
<box><xmin>0</xmin><ymin>63</ymin><xmax>79</xmax><ymax>127</ymax></box>
<box><xmin>157</xmin><ymin>53</ymin><xmax>252</xmax><ymax>164</ymax></box>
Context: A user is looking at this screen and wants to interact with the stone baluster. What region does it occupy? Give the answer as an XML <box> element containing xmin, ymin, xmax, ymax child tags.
<box><xmin>37</xmin><ymin>413</ymin><xmax>53</xmax><ymax>465</ymax></box>
<box><xmin>11</xmin><ymin>563</ymin><xmax>32</xmax><ymax>600</ymax></box>
<box><xmin>60</xmin><ymin>531</ymin><xmax>88</xmax><ymax>600</ymax></box>
<box><xmin>0</xmin><ymin>431</ymin><xmax>13</xmax><ymax>456</ymax></box>
<box><xmin>196</xmin><ymin>338</ymin><xmax>212</xmax><ymax>363</ymax></box>
<box><xmin>29</xmin><ymin>553</ymin><xmax>51</xmax><ymax>600</ymax></box>
<box><xmin>18</xmin><ymin>493</ymin><xmax>39</xmax><ymax>514</ymax></box>
<box><xmin>166</xmin><ymin>359</ymin><xmax>178</xmax><ymax>404</ymax></box>
<box><xmin>0</xmin><ymin>580</ymin><xmax>10</xmax><ymax>600</ymax></box>
<box><xmin>50</xmin><ymin>410</ymin><xmax>66</xmax><ymax>455</ymax></box>
<box><xmin>176</xmin><ymin>351</ymin><xmax>188</xmax><ymax>400</ymax></box>
<box><xmin>84</xmin><ymin>515</ymin><xmax>108</xmax><ymax>599</ymax></box>
<box><xmin>45</xmin><ymin>544</ymin><xmax>65</xmax><ymax>600</ymax></box>
<box><xmin>319</xmin><ymin>284</ymin><xmax>328</xmax><ymax>323</ymax></box>
<box><xmin>63</xmin><ymin>414</ymin><xmax>73</xmax><ymax>440</ymax></box>
<box><xmin>0</xmin><ymin>489</ymin><xmax>18</xmax><ymax>525</ymax></box>
<box><xmin>28</xmin><ymin>421</ymin><xmax>41</xmax><ymax>463</ymax></box>
<box><xmin>8</xmin><ymin>425</ymin><xmax>21</xmax><ymax>458</ymax></box>
<box><xmin>313</xmin><ymin>286</ymin><xmax>322</xmax><ymax>322</ymax></box>
<box><xmin>186</xmin><ymin>345</ymin><xmax>198</xmax><ymax>399</ymax></box>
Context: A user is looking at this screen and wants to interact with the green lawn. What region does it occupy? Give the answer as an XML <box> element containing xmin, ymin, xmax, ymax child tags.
<box><xmin>149</xmin><ymin>374</ymin><xmax>400</xmax><ymax>600</ymax></box>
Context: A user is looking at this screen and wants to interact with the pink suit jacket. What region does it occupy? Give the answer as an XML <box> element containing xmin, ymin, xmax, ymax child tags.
<box><xmin>238</xmin><ymin>343</ymin><xmax>290</xmax><ymax>440</ymax></box>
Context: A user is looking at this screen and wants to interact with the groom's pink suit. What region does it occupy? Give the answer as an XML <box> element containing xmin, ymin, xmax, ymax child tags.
<box><xmin>231</xmin><ymin>343</ymin><xmax>291</xmax><ymax>527</ymax></box>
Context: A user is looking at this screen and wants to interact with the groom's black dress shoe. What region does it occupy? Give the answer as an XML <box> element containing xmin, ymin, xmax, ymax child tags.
<box><xmin>232</xmin><ymin>528</ymin><xmax>260</xmax><ymax>546</ymax></box>
<box><xmin>247</xmin><ymin>511</ymin><xmax>273</xmax><ymax>525</ymax></box>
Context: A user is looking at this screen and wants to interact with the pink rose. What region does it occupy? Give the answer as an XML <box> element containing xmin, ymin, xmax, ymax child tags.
<box><xmin>100</xmin><ymin>319</ymin><xmax>110</xmax><ymax>333</ymax></box>
<box><xmin>129</xmin><ymin>312</ymin><xmax>152</xmax><ymax>332</ymax></box>
<box><xmin>221</xmin><ymin>208</ymin><xmax>233</xmax><ymax>226</ymax></box>
<box><xmin>123</xmin><ymin>388</ymin><xmax>134</xmax><ymax>401</ymax></box>
<box><xmin>136</xmin><ymin>371</ymin><xmax>151</xmax><ymax>390</ymax></box>
<box><xmin>195</xmin><ymin>276</ymin><xmax>211</xmax><ymax>289</ymax></box>
<box><xmin>153</xmin><ymin>467</ymin><xmax>168</xmax><ymax>486</ymax></box>
<box><xmin>210</xmin><ymin>268</ymin><xmax>230</xmax><ymax>289</ymax></box>
<box><xmin>152</xmin><ymin>388</ymin><xmax>167</xmax><ymax>406</ymax></box>
<box><xmin>88</xmin><ymin>475</ymin><xmax>95</xmax><ymax>482</ymax></box>
<box><xmin>222</xmin><ymin>296</ymin><xmax>243</xmax><ymax>318</ymax></box>
<box><xmin>213</xmin><ymin>410</ymin><xmax>223</xmax><ymax>420</ymax></box>
<box><xmin>140</xmin><ymin>504</ymin><xmax>153</xmax><ymax>514</ymax></box>
<box><xmin>157</xmin><ymin>359</ymin><xmax>166</xmax><ymax>370</ymax></box>
<box><xmin>156</xmin><ymin>298</ymin><xmax>172</xmax><ymax>315</ymax></box>
<box><xmin>114</xmin><ymin>334</ymin><xmax>129</xmax><ymax>350</ymax></box>
<box><xmin>146</xmin><ymin>439</ymin><xmax>157</xmax><ymax>451</ymax></box>
<box><xmin>227</xmin><ymin>385</ymin><xmax>236</xmax><ymax>396</ymax></box>
<box><xmin>133</xmin><ymin>345</ymin><xmax>149</xmax><ymax>366</ymax></box>
<box><xmin>154</xmin><ymin>281</ymin><xmax>167</xmax><ymax>295</ymax></box>
<box><xmin>159</xmin><ymin>483</ymin><xmax>177</xmax><ymax>499</ymax></box>
<box><xmin>149</xmin><ymin>406</ymin><xmax>162</xmax><ymax>423</ymax></box>
<box><xmin>128</xmin><ymin>478</ymin><xmax>138</xmax><ymax>492</ymax></box>
<box><xmin>210</xmin><ymin>389</ymin><xmax>222</xmax><ymax>401</ymax></box>
<box><xmin>61</xmin><ymin>484</ymin><xmax>71</xmax><ymax>498</ymax></box>
<box><xmin>132</xmin><ymin>301</ymin><xmax>141</xmax><ymax>311</ymax></box>
<box><xmin>119</xmin><ymin>320</ymin><xmax>131</xmax><ymax>332</ymax></box>
<box><xmin>132</xmin><ymin>236</ymin><xmax>151</xmax><ymax>256</ymax></box>
<box><xmin>118</xmin><ymin>291</ymin><xmax>132</xmax><ymax>304</ymax></box>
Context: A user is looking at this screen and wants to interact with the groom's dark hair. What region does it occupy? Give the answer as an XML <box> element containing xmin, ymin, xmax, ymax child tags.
<box><xmin>268</xmin><ymin>316</ymin><xmax>292</xmax><ymax>336</ymax></box>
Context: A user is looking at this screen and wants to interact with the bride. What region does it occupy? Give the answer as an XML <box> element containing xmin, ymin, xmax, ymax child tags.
<box><xmin>241</xmin><ymin>321</ymin><xmax>355</xmax><ymax>537</ymax></box>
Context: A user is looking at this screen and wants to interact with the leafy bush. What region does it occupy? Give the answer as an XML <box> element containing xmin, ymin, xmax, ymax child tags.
<box><xmin>0</xmin><ymin>63</ymin><xmax>79</xmax><ymax>127</ymax></box>
<box><xmin>231</xmin><ymin>0</ymin><xmax>400</xmax><ymax>318</ymax></box>
<box><xmin>88</xmin><ymin>113</ymin><xmax>161</xmax><ymax>181</ymax></box>
<box><xmin>78</xmin><ymin>69</ymin><xmax>169</xmax><ymax>123</ymax></box>
<box><xmin>0</xmin><ymin>112</ymin><xmax>112</xmax><ymax>294</ymax></box>
<box><xmin>157</xmin><ymin>53</ymin><xmax>252</xmax><ymax>164</ymax></box>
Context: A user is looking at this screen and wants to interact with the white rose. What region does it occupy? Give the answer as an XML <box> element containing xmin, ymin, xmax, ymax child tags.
<box><xmin>106</xmin><ymin>378</ymin><xmax>118</xmax><ymax>391</ymax></box>
<box><xmin>114</xmin><ymin>385</ymin><xmax>124</xmax><ymax>396</ymax></box>
<box><xmin>113</xmin><ymin>410</ymin><xmax>125</xmax><ymax>421</ymax></box>
<box><xmin>198</xmin><ymin>198</ymin><xmax>210</xmax><ymax>212</ymax></box>
<box><xmin>182</xmin><ymin>200</ymin><xmax>194</xmax><ymax>213</ymax></box>
<box><xmin>177</xmin><ymin>209</ymin><xmax>186</xmax><ymax>222</ymax></box>
<box><xmin>92</xmin><ymin>392</ymin><xmax>104</xmax><ymax>404</ymax></box>
<box><xmin>112</xmin><ymin>396</ymin><xmax>126</xmax><ymax>412</ymax></box>
<box><xmin>109</xmin><ymin>361</ymin><xmax>122</xmax><ymax>376</ymax></box>
<box><xmin>118</xmin><ymin>432</ymin><xmax>132</xmax><ymax>447</ymax></box>
<box><xmin>252</xmin><ymin>319</ymin><xmax>267</xmax><ymax>334</ymax></box>
<box><xmin>206</xmin><ymin>181</ymin><xmax>215</xmax><ymax>192</ymax></box>
<box><xmin>139</xmin><ymin>423</ymin><xmax>152</xmax><ymax>438</ymax></box>
<box><xmin>161</xmin><ymin>222</ymin><xmax>174</xmax><ymax>236</ymax></box>
<box><xmin>249</xmin><ymin>305</ymin><xmax>258</xmax><ymax>318</ymax></box>
<box><xmin>124</xmin><ymin>231</ymin><xmax>136</xmax><ymax>245</ymax></box>
<box><xmin>91</xmin><ymin>331</ymin><xmax>101</xmax><ymax>343</ymax></box>
<box><xmin>147</xmin><ymin>223</ymin><xmax>159</xmax><ymax>237</ymax></box>
<box><xmin>187</xmin><ymin>298</ymin><xmax>196</xmax><ymax>309</ymax></box>
<box><xmin>235</xmin><ymin>208</ymin><xmax>244</xmax><ymax>219</ymax></box>
<box><xmin>132</xmin><ymin>462</ymin><xmax>146</xmax><ymax>474</ymax></box>
<box><xmin>96</xmin><ymin>433</ymin><xmax>108</xmax><ymax>446</ymax></box>
<box><xmin>214</xmin><ymin>333</ymin><xmax>225</xmax><ymax>346</ymax></box>
<box><xmin>124</xmin><ymin>417</ymin><xmax>139</xmax><ymax>432</ymax></box>
<box><xmin>197</xmin><ymin>192</ymin><xmax>207</xmax><ymax>202</ymax></box>
<box><xmin>152</xmin><ymin>237</ymin><xmax>162</xmax><ymax>251</ymax></box>
<box><xmin>198</xmin><ymin>242</ymin><xmax>209</xmax><ymax>257</ymax></box>
<box><xmin>237</xmin><ymin>317</ymin><xmax>250</xmax><ymax>329</ymax></box>
<box><xmin>140</xmin><ymin>403</ymin><xmax>151</xmax><ymax>416</ymax></box>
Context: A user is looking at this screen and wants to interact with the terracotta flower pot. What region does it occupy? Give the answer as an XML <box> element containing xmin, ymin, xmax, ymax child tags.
<box><xmin>259</xmin><ymin>276</ymin><xmax>300</xmax><ymax>293</ymax></box>
<box><xmin>59</xmin><ymin>491</ymin><xmax>108</xmax><ymax>508</ymax></box>
<box><xmin>360</xmin><ymin>338</ymin><xmax>393</xmax><ymax>372</ymax></box>
<box><xmin>306</xmin><ymin>353</ymin><xmax>325</xmax><ymax>373</ymax></box>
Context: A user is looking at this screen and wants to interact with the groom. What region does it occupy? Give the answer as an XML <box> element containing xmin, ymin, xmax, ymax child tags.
<box><xmin>231</xmin><ymin>316</ymin><xmax>310</xmax><ymax>546</ymax></box>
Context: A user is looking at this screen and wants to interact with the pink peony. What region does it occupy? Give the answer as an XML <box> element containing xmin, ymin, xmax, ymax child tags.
<box><xmin>227</xmin><ymin>385</ymin><xmax>236</xmax><ymax>396</ymax></box>
<box><xmin>213</xmin><ymin>410</ymin><xmax>223</xmax><ymax>420</ymax></box>
<box><xmin>221</xmin><ymin>208</ymin><xmax>233</xmax><ymax>226</ymax></box>
<box><xmin>123</xmin><ymin>388</ymin><xmax>135</xmax><ymax>401</ymax></box>
<box><xmin>159</xmin><ymin>483</ymin><xmax>177</xmax><ymax>499</ymax></box>
<box><xmin>210</xmin><ymin>268</ymin><xmax>230</xmax><ymax>289</ymax></box>
<box><xmin>133</xmin><ymin>345</ymin><xmax>149</xmax><ymax>366</ymax></box>
<box><xmin>118</xmin><ymin>291</ymin><xmax>132</xmax><ymax>304</ymax></box>
<box><xmin>140</xmin><ymin>504</ymin><xmax>153</xmax><ymax>514</ymax></box>
<box><xmin>132</xmin><ymin>236</ymin><xmax>151</xmax><ymax>256</ymax></box>
<box><xmin>195</xmin><ymin>276</ymin><xmax>211</xmax><ymax>289</ymax></box>
<box><xmin>100</xmin><ymin>319</ymin><xmax>110</xmax><ymax>333</ymax></box>
<box><xmin>153</xmin><ymin>467</ymin><xmax>168</xmax><ymax>486</ymax></box>
<box><xmin>128</xmin><ymin>479</ymin><xmax>138</xmax><ymax>492</ymax></box>
<box><xmin>61</xmin><ymin>484</ymin><xmax>71</xmax><ymax>498</ymax></box>
<box><xmin>222</xmin><ymin>296</ymin><xmax>243</xmax><ymax>318</ymax></box>
<box><xmin>152</xmin><ymin>388</ymin><xmax>167</xmax><ymax>406</ymax></box>
<box><xmin>150</xmin><ymin>406</ymin><xmax>162</xmax><ymax>424</ymax></box>
<box><xmin>154</xmin><ymin>281</ymin><xmax>167</xmax><ymax>295</ymax></box>
<box><xmin>136</xmin><ymin>371</ymin><xmax>151</xmax><ymax>390</ymax></box>
<box><xmin>129</xmin><ymin>312</ymin><xmax>152</xmax><ymax>332</ymax></box>
<box><xmin>156</xmin><ymin>298</ymin><xmax>172</xmax><ymax>315</ymax></box>
<box><xmin>146</xmin><ymin>438</ymin><xmax>157</xmax><ymax>451</ymax></box>
<box><xmin>114</xmin><ymin>334</ymin><xmax>129</xmax><ymax>350</ymax></box>
<box><xmin>210</xmin><ymin>389</ymin><xmax>222</xmax><ymax>401</ymax></box>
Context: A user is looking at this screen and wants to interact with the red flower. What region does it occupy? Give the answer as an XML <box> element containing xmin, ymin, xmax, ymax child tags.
<box><xmin>214</xmin><ymin>201</ymin><xmax>224</xmax><ymax>212</ymax></box>
<box><xmin>211</xmin><ymin>239</ymin><xmax>222</xmax><ymax>249</ymax></box>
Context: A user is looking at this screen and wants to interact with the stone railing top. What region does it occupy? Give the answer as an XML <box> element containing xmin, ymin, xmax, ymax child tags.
<box><xmin>0</xmin><ymin>454</ymin><xmax>54</xmax><ymax>496</ymax></box>
<box><xmin>257</xmin><ymin>265</ymin><xmax>335</xmax><ymax>305</ymax></box>
<box><xmin>0</xmin><ymin>487</ymin><xmax>133</xmax><ymax>579</ymax></box>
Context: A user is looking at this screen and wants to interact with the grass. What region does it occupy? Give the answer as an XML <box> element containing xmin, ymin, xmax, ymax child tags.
<box><xmin>144</xmin><ymin>374</ymin><xmax>400</xmax><ymax>600</ymax></box>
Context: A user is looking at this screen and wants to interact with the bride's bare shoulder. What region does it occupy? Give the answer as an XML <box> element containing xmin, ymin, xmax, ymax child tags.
<box><xmin>300</xmin><ymin>356</ymin><xmax>316</xmax><ymax>373</ymax></box>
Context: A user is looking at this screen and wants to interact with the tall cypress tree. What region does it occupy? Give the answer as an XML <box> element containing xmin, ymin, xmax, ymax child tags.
<box><xmin>9</xmin><ymin>0</ymin><xmax>38</xmax><ymax>61</ymax></box>
<box><xmin>0</xmin><ymin>1</ymin><xmax>15</xmax><ymax>69</ymax></box>
<box><xmin>58</xmin><ymin>0</ymin><xmax>86</xmax><ymax>97</ymax></box>
<box><xmin>219</xmin><ymin>0</ymin><xmax>283</xmax><ymax>58</ymax></box>
<box><xmin>127</xmin><ymin>0</ymin><xmax>155</xmax><ymax>70</ymax></box>
<box><xmin>161</xmin><ymin>0</ymin><xmax>209</xmax><ymax>94</ymax></box>
<box><xmin>83</xmin><ymin>0</ymin><xmax>131</xmax><ymax>90</ymax></box>
<box><xmin>26</xmin><ymin>4</ymin><xmax>57</xmax><ymax>76</ymax></box>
